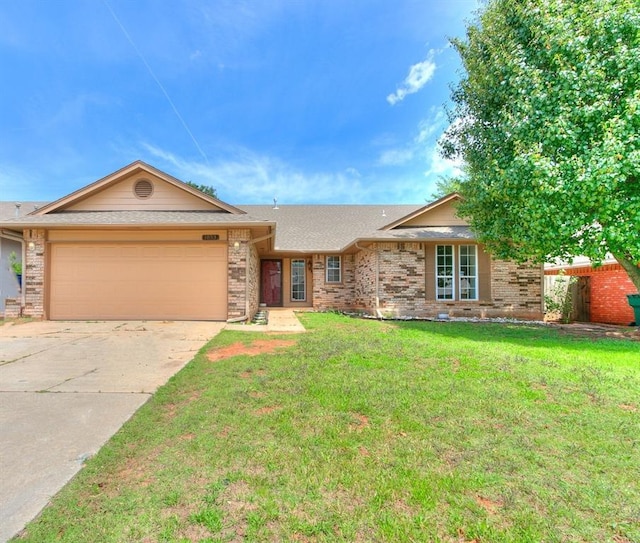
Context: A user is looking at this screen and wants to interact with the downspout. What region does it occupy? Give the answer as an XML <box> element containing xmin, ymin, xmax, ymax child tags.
<box><xmin>355</xmin><ymin>242</ymin><xmax>383</xmax><ymax>319</ymax></box>
<box><xmin>1</xmin><ymin>229</ymin><xmax>25</xmax><ymax>310</ymax></box>
<box><xmin>227</xmin><ymin>230</ymin><xmax>276</xmax><ymax>323</ymax></box>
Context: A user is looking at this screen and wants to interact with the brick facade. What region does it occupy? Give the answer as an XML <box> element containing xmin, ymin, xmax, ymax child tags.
<box><xmin>227</xmin><ymin>229</ymin><xmax>252</xmax><ymax>320</ymax></box>
<box><xmin>312</xmin><ymin>253</ymin><xmax>355</xmax><ymax>311</ymax></box>
<box><xmin>23</xmin><ymin>229</ymin><xmax>46</xmax><ymax>318</ymax></box>
<box><xmin>3</xmin><ymin>298</ymin><xmax>21</xmax><ymax>319</ymax></box>
<box><xmin>489</xmin><ymin>260</ymin><xmax>543</xmax><ymax>318</ymax></box>
<box><xmin>247</xmin><ymin>242</ymin><xmax>260</xmax><ymax>319</ymax></box>
<box><xmin>313</xmin><ymin>243</ymin><xmax>543</xmax><ymax>320</ymax></box>
<box><xmin>547</xmin><ymin>264</ymin><xmax>637</xmax><ymax>325</ymax></box>
<box><xmin>353</xmin><ymin>248</ymin><xmax>377</xmax><ymax>312</ymax></box>
<box><xmin>377</xmin><ymin>242</ymin><xmax>426</xmax><ymax>316</ymax></box>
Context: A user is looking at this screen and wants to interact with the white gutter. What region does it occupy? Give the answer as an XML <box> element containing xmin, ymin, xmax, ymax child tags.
<box><xmin>355</xmin><ymin>242</ymin><xmax>383</xmax><ymax>319</ymax></box>
<box><xmin>1</xmin><ymin>229</ymin><xmax>25</xmax><ymax>310</ymax></box>
<box><xmin>227</xmin><ymin>231</ymin><xmax>276</xmax><ymax>323</ymax></box>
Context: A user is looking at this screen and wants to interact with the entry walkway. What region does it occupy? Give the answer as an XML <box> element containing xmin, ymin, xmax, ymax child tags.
<box><xmin>226</xmin><ymin>308</ymin><xmax>306</xmax><ymax>333</ymax></box>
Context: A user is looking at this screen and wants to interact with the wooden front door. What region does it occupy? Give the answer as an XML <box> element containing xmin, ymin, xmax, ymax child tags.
<box><xmin>261</xmin><ymin>259</ymin><xmax>283</xmax><ymax>306</ymax></box>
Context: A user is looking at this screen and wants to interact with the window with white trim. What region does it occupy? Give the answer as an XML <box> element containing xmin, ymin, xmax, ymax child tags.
<box><xmin>291</xmin><ymin>259</ymin><xmax>306</xmax><ymax>301</ymax></box>
<box><xmin>436</xmin><ymin>245</ymin><xmax>454</xmax><ymax>300</ymax></box>
<box><xmin>459</xmin><ymin>245</ymin><xmax>478</xmax><ymax>300</ymax></box>
<box><xmin>326</xmin><ymin>255</ymin><xmax>341</xmax><ymax>283</ymax></box>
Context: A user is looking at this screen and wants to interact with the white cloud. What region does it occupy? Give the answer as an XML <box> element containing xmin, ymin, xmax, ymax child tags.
<box><xmin>141</xmin><ymin>143</ymin><xmax>367</xmax><ymax>204</ymax></box>
<box><xmin>378</xmin><ymin>148</ymin><xmax>415</xmax><ymax>166</ymax></box>
<box><xmin>376</xmin><ymin>108</ymin><xmax>448</xmax><ymax>167</ymax></box>
<box><xmin>416</xmin><ymin>109</ymin><xmax>447</xmax><ymax>143</ymax></box>
<box><xmin>387</xmin><ymin>50</ymin><xmax>437</xmax><ymax>105</ymax></box>
<box><xmin>424</xmin><ymin>144</ymin><xmax>463</xmax><ymax>179</ymax></box>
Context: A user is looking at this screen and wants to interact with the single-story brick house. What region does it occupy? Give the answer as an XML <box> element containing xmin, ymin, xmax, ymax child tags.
<box><xmin>545</xmin><ymin>257</ymin><xmax>638</xmax><ymax>325</ymax></box>
<box><xmin>1</xmin><ymin>161</ymin><xmax>543</xmax><ymax>321</ymax></box>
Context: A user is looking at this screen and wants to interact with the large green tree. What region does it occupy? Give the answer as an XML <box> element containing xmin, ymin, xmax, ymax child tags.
<box><xmin>440</xmin><ymin>0</ymin><xmax>640</xmax><ymax>290</ymax></box>
<box><xmin>186</xmin><ymin>181</ymin><xmax>217</xmax><ymax>199</ymax></box>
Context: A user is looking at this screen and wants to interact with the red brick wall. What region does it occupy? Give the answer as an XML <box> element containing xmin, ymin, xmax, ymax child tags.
<box><xmin>589</xmin><ymin>269</ymin><xmax>636</xmax><ymax>325</ymax></box>
<box><xmin>547</xmin><ymin>264</ymin><xmax>637</xmax><ymax>325</ymax></box>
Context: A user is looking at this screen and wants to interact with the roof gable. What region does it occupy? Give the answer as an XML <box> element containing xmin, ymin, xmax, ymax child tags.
<box><xmin>380</xmin><ymin>193</ymin><xmax>466</xmax><ymax>230</ymax></box>
<box><xmin>33</xmin><ymin>161</ymin><xmax>245</xmax><ymax>215</ymax></box>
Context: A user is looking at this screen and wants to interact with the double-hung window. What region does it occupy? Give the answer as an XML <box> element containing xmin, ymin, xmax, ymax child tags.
<box><xmin>436</xmin><ymin>245</ymin><xmax>455</xmax><ymax>300</ymax></box>
<box><xmin>291</xmin><ymin>259</ymin><xmax>306</xmax><ymax>301</ymax></box>
<box><xmin>459</xmin><ymin>245</ymin><xmax>478</xmax><ymax>300</ymax></box>
<box><xmin>436</xmin><ymin>245</ymin><xmax>479</xmax><ymax>301</ymax></box>
<box><xmin>326</xmin><ymin>256</ymin><xmax>341</xmax><ymax>283</ymax></box>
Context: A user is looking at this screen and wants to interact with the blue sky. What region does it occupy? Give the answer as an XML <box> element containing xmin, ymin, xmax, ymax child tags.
<box><xmin>0</xmin><ymin>0</ymin><xmax>480</xmax><ymax>205</ymax></box>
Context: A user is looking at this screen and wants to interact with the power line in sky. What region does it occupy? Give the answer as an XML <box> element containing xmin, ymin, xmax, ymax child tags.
<box><xmin>102</xmin><ymin>0</ymin><xmax>209</xmax><ymax>164</ymax></box>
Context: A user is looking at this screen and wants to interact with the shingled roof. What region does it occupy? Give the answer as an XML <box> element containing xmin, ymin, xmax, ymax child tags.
<box><xmin>1</xmin><ymin>201</ymin><xmax>473</xmax><ymax>252</ymax></box>
<box><xmin>0</xmin><ymin>201</ymin><xmax>47</xmax><ymax>220</ymax></box>
<box><xmin>0</xmin><ymin>210</ymin><xmax>273</xmax><ymax>228</ymax></box>
<box><xmin>241</xmin><ymin>205</ymin><xmax>421</xmax><ymax>252</ymax></box>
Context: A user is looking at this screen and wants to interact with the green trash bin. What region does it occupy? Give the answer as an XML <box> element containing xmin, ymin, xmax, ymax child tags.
<box><xmin>627</xmin><ymin>294</ymin><xmax>640</xmax><ymax>326</ymax></box>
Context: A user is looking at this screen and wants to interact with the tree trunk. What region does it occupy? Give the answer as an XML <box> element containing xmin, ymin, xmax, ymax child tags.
<box><xmin>612</xmin><ymin>252</ymin><xmax>640</xmax><ymax>293</ymax></box>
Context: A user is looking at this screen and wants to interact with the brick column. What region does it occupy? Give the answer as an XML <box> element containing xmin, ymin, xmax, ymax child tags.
<box><xmin>227</xmin><ymin>229</ymin><xmax>251</xmax><ymax>320</ymax></box>
<box><xmin>23</xmin><ymin>229</ymin><xmax>46</xmax><ymax>318</ymax></box>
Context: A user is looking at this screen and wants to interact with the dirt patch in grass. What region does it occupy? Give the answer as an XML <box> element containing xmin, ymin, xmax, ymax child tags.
<box><xmin>164</xmin><ymin>390</ymin><xmax>202</xmax><ymax>420</ymax></box>
<box><xmin>207</xmin><ymin>339</ymin><xmax>297</xmax><ymax>362</ymax></box>
<box><xmin>240</xmin><ymin>369</ymin><xmax>266</xmax><ymax>379</ymax></box>
<box><xmin>254</xmin><ymin>405</ymin><xmax>281</xmax><ymax>415</ymax></box>
<box><xmin>176</xmin><ymin>523</ymin><xmax>212</xmax><ymax>542</ymax></box>
<box><xmin>475</xmin><ymin>495</ymin><xmax>503</xmax><ymax>514</ymax></box>
<box><xmin>349</xmin><ymin>413</ymin><xmax>370</xmax><ymax>432</ymax></box>
<box><xmin>358</xmin><ymin>446</ymin><xmax>370</xmax><ymax>456</ymax></box>
<box><xmin>550</xmin><ymin>322</ymin><xmax>640</xmax><ymax>341</ymax></box>
<box><xmin>115</xmin><ymin>455</ymin><xmax>157</xmax><ymax>489</ymax></box>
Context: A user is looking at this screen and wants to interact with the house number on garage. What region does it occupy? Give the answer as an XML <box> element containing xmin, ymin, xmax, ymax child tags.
<box><xmin>202</xmin><ymin>235</ymin><xmax>220</xmax><ymax>241</ymax></box>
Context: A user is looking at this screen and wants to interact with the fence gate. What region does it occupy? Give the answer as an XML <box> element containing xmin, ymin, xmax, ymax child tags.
<box><xmin>571</xmin><ymin>276</ymin><xmax>591</xmax><ymax>322</ymax></box>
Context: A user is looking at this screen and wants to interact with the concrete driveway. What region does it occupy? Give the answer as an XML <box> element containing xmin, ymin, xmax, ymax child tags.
<box><xmin>0</xmin><ymin>320</ymin><xmax>224</xmax><ymax>542</ymax></box>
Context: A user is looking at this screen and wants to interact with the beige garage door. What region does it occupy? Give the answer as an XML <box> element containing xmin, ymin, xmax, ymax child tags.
<box><xmin>49</xmin><ymin>243</ymin><xmax>228</xmax><ymax>320</ymax></box>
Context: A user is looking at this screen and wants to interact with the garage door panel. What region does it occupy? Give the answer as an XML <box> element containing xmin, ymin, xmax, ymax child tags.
<box><xmin>50</xmin><ymin>243</ymin><xmax>228</xmax><ymax>320</ymax></box>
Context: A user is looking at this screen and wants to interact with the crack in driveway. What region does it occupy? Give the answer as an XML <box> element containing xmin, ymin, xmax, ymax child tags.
<box><xmin>37</xmin><ymin>367</ymin><xmax>100</xmax><ymax>392</ymax></box>
<box><xmin>0</xmin><ymin>335</ymin><xmax>94</xmax><ymax>366</ymax></box>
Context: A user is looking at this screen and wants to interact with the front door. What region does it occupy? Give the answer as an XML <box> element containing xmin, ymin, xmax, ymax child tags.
<box><xmin>261</xmin><ymin>259</ymin><xmax>283</xmax><ymax>306</ymax></box>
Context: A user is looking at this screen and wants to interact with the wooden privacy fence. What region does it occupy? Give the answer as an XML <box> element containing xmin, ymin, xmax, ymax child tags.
<box><xmin>544</xmin><ymin>274</ymin><xmax>591</xmax><ymax>322</ymax></box>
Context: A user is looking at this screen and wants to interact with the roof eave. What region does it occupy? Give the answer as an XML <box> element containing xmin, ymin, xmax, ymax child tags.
<box><xmin>0</xmin><ymin>219</ymin><xmax>276</xmax><ymax>230</ymax></box>
<box><xmin>342</xmin><ymin>231</ymin><xmax>475</xmax><ymax>252</ymax></box>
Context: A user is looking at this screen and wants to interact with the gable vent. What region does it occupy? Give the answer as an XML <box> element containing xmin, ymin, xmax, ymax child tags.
<box><xmin>133</xmin><ymin>179</ymin><xmax>154</xmax><ymax>199</ymax></box>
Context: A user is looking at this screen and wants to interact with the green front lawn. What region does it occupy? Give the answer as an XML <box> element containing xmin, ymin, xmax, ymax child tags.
<box><xmin>15</xmin><ymin>314</ymin><xmax>640</xmax><ymax>542</ymax></box>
